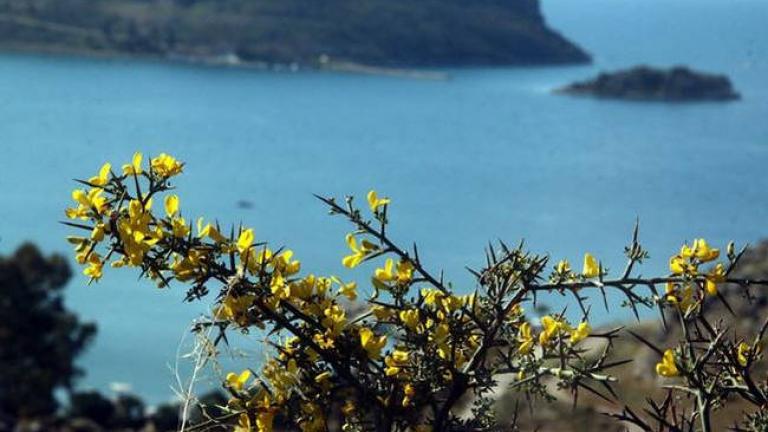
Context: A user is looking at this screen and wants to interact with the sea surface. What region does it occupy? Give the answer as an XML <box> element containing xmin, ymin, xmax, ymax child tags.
<box><xmin>0</xmin><ymin>0</ymin><xmax>766</xmax><ymax>404</ymax></box>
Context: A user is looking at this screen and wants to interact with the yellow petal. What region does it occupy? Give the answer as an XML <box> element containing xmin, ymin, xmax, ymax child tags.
<box><xmin>238</xmin><ymin>370</ymin><xmax>251</xmax><ymax>386</ymax></box>
<box><xmin>132</xmin><ymin>152</ymin><xmax>143</xmax><ymax>173</ymax></box>
<box><xmin>123</xmin><ymin>152</ymin><xmax>143</xmax><ymax>175</ymax></box>
<box><xmin>367</xmin><ymin>190</ymin><xmax>378</xmax><ymax>211</ymax></box>
<box><xmin>582</xmin><ymin>253</ymin><xmax>600</xmax><ymax>278</ymax></box>
<box><xmin>237</xmin><ymin>228</ymin><xmax>255</xmax><ymax>255</ymax></box>
<box><xmin>164</xmin><ymin>194</ymin><xmax>179</xmax><ymax>217</ymax></box>
<box><xmin>72</xmin><ymin>189</ymin><xmax>89</xmax><ymax>206</ymax></box>
<box><xmin>541</xmin><ymin>315</ymin><xmax>556</xmax><ymax>332</ymax></box>
<box><xmin>367</xmin><ymin>190</ymin><xmax>391</xmax><ymax>212</ymax></box>
<box><xmin>360</xmin><ymin>327</ymin><xmax>373</xmax><ymax>346</ymax></box>
<box><xmin>89</xmin><ymin>162</ymin><xmax>112</xmax><ymax>185</ymax></box>
<box><xmin>346</xmin><ymin>233</ymin><xmax>359</xmax><ymax>252</ymax></box>
<box><xmin>342</xmin><ymin>253</ymin><xmax>362</xmax><ymax>269</ymax></box>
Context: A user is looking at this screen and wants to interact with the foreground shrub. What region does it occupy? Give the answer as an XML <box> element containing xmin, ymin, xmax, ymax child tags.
<box><xmin>64</xmin><ymin>153</ymin><xmax>768</xmax><ymax>431</ymax></box>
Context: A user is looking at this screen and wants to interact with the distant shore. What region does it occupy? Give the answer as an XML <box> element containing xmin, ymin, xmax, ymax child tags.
<box><xmin>0</xmin><ymin>44</ymin><xmax>451</xmax><ymax>80</ymax></box>
<box><xmin>0</xmin><ymin>0</ymin><xmax>590</xmax><ymax>80</ymax></box>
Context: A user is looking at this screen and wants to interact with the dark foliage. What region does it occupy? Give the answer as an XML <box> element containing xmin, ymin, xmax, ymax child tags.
<box><xmin>0</xmin><ymin>243</ymin><xmax>96</xmax><ymax>424</ymax></box>
<box><xmin>69</xmin><ymin>391</ymin><xmax>115</xmax><ymax>428</ymax></box>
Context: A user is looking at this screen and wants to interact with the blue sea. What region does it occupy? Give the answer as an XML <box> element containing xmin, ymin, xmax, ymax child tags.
<box><xmin>0</xmin><ymin>0</ymin><xmax>766</xmax><ymax>404</ymax></box>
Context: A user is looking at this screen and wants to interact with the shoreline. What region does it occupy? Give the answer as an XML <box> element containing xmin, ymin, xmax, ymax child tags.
<box><xmin>0</xmin><ymin>43</ymin><xmax>591</xmax><ymax>81</ymax></box>
<box><xmin>0</xmin><ymin>44</ymin><xmax>452</xmax><ymax>81</ymax></box>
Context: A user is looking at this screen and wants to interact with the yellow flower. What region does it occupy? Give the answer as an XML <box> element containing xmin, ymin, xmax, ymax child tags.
<box><xmin>255</xmin><ymin>411</ymin><xmax>275</xmax><ymax>432</ymax></box>
<box><xmin>399</xmin><ymin>308</ymin><xmax>420</xmax><ymax>331</ymax></box>
<box><xmin>655</xmin><ymin>349</ymin><xmax>680</xmax><ymax>377</ymax></box>
<box><xmin>421</xmin><ymin>288</ymin><xmax>444</xmax><ymax>306</ymax></box>
<box><xmin>234</xmin><ymin>413</ymin><xmax>251</xmax><ymax>432</ymax></box>
<box><xmin>226</xmin><ymin>369</ymin><xmax>252</xmax><ymax>391</ymax></box>
<box><xmin>556</xmin><ymin>259</ymin><xmax>571</xmax><ymax>274</ymax></box>
<box><xmin>117</xmin><ymin>206</ymin><xmax>160</xmax><ymax>266</ymax></box>
<box><xmin>215</xmin><ymin>294</ymin><xmax>255</xmax><ymax>323</ymax></box>
<box><xmin>443</xmin><ymin>295</ymin><xmax>464</xmax><ymax>313</ymax></box>
<box><xmin>171</xmin><ymin>217</ymin><xmax>190</xmax><ymax>238</ymax></box>
<box><xmin>666</xmin><ymin>283</ymin><xmax>696</xmax><ymax>312</ymax></box>
<box><xmin>88</xmin><ymin>163</ymin><xmax>111</xmax><ymax>187</ymax></box>
<box><xmin>705</xmin><ymin>263</ymin><xmax>726</xmax><ymax>296</ymax></box>
<box><xmin>367</xmin><ymin>190</ymin><xmax>390</xmax><ymax>213</ymax></box>
<box><xmin>321</xmin><ymin>304</ymin><xmax>346</xmax><ymax>336</ymax></box>
<box><xmin>430</xmin><ymin>323</ymin><xmax>450</xmax><ymax>348</ymax></box>
<box><xmin>680</xmin><ymin>243</ymin><xmax>694</xmax><ymax>258</ymax></box>
<box><xmin>290</xmin><ymin>275</ymin><xmax>315</xmax><ymax>300</ymax></box>
<box><xmin>342</xmin><ymin>234</ymin><xmax>378</xmax><ymax>268</ymax></box>
<box><xmin>334</xmin><ymin>278</ymin><xmax>357</xmax><ymax>301</ymax></box>
<box><xmin>374</xmin><ymin>258</ymin><xmax>395</xmax><ymax>283</ymax></box>
<box><xmin>539</xmin><ymin>315</ymin><xmax>568</xmax><ymax>346</ymax></box>
<box><xmin>402</xmin><ymin>383</ymin><xmax>415</xmax><ymax>407</ymax></box>
<box><xmin>164</xmin><ymin>194</ymin><xmax>179</xmax><ymax>217</ymax></box>
<box><xmin>359</xmin><ymin>327</ymin><xmax>387</xmax><ymax>360</ymax></box>
<box><xmin>737</xmin><ymin>342</ymin><xmax>757</xmax><ymax>367</ymax></box>
<box><xmin>693</xmin><ymin>238</ymin><xmax>720</xmax><ymax>262</ymax></box>
<box><xmin>70</xmin><ymin>188</ymin><xmax>109</xmax><ymax>216</ymax></box>
<box><xmin>64</xmin><ymin>205</ymin><xmax>88</xmax><ymax>220</ymax></box>
<box><xmin>385</xmin><ymin>349</ymin><xmax>410</xmax><ymax>376</ymax></box>
<box><xmin>582</xmin><ymin>253</ymin><xmax>600</xmax><ymax>278</ymax></box>
<box><xmin>669</xmin><ymin>255</ymin><xmax>697</xmax><ymax>276</ymax></box>
<box><xmin>314</xmin><ymin>371</ymin><xmax>332</xmax><ymax>384</ymax></box>
<box><xmin>197</xmin><ymin>217</ymin><xmax>227</xmax><ymax>243</ymax></box>
<box><xmin>83</xmin><ymin>253</ymin><xmax>104</xmax><ymax>281</ymax></box>
<box><xmin>570</xmin><ymin>321</ymin><xmax>591</xmax><ymax>344</ymax></box>
<box><xmin>273</xmin><ymin>250</ymin><xmax>301</xmax><ymax>276</ymax></box>
<box><xmin>315</xmin><ymin>277</ymin><xmax>332</xmax><ymax>297</ymax></box>
<box><xmin>517</xmin><ymin>322</ymin><xmax>534</xmax><ymax>354</ymax></box>
<box><xmin>665</xmin><ymin>282</ymin><xmax>675</xmax><ymax>295</ymax></box>
<box><xmin>91</xmin><ymin>223</ymin><xmax>106</xmax><ymax>242</ymax></box>
<box><xmin>150</xmin><ymin>153</ymin><xmax>183</xmax><ymax>178</ymax></box>
<box><xmin>67</xmin><ymin>236</ymin><xmax>89</xmax><ymax>251</ymax></box>
<box><xmin>122</xmin><ymin>152</ymin><xmax>143</xmax><ymax>175</ymax></box>
<box><xmin>313</xmin><ymin>333</ymin><xmax>335</xmax><ymax>350</ymax></box>
<box><xmin>341</xmin><ymin>400</ymin><xmax>356</xmax><ymax>416</ymax></box>
<box><xmin>396</xmin><ymin>259</ymin><xmax>415</xmax><ymax>283</ymax></box>
<box><xmin>270</xmin><ymin>272</ymin><xmax>289</xmax><ymax>299</ymax></box>
<box><xmin>237</xmin><ymin>228</ymin><xmax>255</xmax><ymax>256</ymax></box>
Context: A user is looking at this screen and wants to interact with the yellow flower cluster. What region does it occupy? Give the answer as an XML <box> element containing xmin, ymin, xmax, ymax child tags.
<box><xmin>72</xmin><ymin>160</ymin><xmax>709</xmax><ymax>432</ymax></box>
<box><xmin>736</xmin><ymin>342</ymin><xmax>761</xmax><ymax>367</ymax></box>
<box><xmin>359</xmin><ymin>327</ymin><xmax>387</xmax><ymax>360</ymax></box>
<box><xmin>372</xmin><ymin>258</ymin><xmax>415</xmax><ymax>290</ymax></box>
<box><xmin>551</xmin><ymin>253</ymin><xmax>600</xmax><ymax>282</ymax></box>
<box><xmin>65</xmin><ymin>153</ymin><xmax>186</xmax><ymax>283</ymax></box>
<box><xmin>366</xmin><ymin>190</ymin><xmax>390</xmax><ymax>213</ymax></box>
<box><xmin>656</xmin><ymin>349</ymin><xmax>680</xmax><ymax>377</ymax></box>
<box><xmin>342</xmin><ymin>234</ymin><xmax>379</xmax><ymax>269</ymax></box>
<box><xmin>537</xmin><ymin>315</ymin><xmax>591</xmax><ymax>346</ymax></box>
<box><xmin>665</xmin><ymin>239</ymin><xmax>727</xmax><ymax>309</ymax></box>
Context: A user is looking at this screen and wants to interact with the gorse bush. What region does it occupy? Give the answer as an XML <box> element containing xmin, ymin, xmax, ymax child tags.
<box><xmin>64</xmin><ymin>153</ymin><xmax>768</xmax><ymax>432</ymax></box>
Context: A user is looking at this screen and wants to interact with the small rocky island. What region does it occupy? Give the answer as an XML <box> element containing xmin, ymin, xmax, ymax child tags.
<box><xmin>557</xmin><ymin>66</ymin><xmax>740</xmax><ymax>101</ymax></box>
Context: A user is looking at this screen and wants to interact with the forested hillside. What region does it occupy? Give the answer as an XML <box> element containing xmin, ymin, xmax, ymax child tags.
<box><xmin>0</xmin><ymin>0</ymin><xmax>590</xmax><ymax>67</ymax></box>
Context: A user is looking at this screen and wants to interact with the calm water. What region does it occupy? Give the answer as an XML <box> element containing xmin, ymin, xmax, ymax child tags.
<box><xmin>1</xmin><ymin>0</ymin><xmax>766</xmax><ymax>403</ymax></box>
